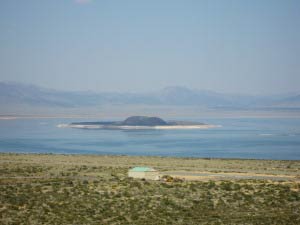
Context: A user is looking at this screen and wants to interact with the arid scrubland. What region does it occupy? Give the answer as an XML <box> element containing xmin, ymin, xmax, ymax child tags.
<box><xmin>1</xmin><ymin>153</ymin><xmax>300</xmax><ymax>224</ymax></box>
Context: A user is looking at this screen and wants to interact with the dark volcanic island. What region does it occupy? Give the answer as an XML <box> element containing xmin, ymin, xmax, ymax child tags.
<box><xmin>59</xmin><ymin>116</ymin><xmax>218</xmax><ymax>130</ymax></box>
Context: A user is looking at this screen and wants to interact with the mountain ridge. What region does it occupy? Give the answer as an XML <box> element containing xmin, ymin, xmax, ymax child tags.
<box><xmin>0</xmin><ymin>81</ymin><xmax>299</xmax><ymax>110</ymax></box>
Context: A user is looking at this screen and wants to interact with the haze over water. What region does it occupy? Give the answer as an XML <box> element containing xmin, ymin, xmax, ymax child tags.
<box><xmin>1</xmin><ymin>118</ymin><xmax>300</xmax><ymax>160</ymax></box>
<box><xmin>0</xmin><ymin>1</ymin><xmax>299</xmax><ymax>160</ymax></box>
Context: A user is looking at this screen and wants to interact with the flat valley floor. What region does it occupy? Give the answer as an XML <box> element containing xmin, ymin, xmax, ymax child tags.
<box><xmin>1</xmin><ymin>153</ymin><xmax>300</xmax><ymax>224</ymax></box>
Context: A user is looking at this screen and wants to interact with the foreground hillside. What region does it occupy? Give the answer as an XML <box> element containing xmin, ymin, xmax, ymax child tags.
<box><xmin>1</xmin><ymin>153</ymin><xmax>300</xmax><ymax>224</ymax></box>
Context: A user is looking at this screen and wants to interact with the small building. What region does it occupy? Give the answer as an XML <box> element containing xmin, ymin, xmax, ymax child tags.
<box><xmin>128</xmin><ymin>167</ymin><xmax>160</xmax><ymax>180</ymax></box>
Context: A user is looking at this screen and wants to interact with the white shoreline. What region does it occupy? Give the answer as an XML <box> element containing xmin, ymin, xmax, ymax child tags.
<box><xmin>57</xmin><ymin>124</ymin><xmax>221</xmax><ymax>130</ymax></box>
<box><xmin>0</xmin><ymin>116</ymin><xmax>18</xmax><ymax>120</ymax></box>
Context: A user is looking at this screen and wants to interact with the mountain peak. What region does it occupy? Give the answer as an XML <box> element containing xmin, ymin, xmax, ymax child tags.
<box><xmin>122</xmin><ymin>116</ymin><xmax>167</xmax><ymax>126</ymax></box>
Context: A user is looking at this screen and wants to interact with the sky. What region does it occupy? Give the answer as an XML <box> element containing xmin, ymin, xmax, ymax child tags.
<box><xmin>0</xmin><ymin>0</ymin><xmax>299</xmax><ymax>94</ymax></box>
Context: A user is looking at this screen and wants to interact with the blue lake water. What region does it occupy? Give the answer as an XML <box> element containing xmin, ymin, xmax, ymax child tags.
<box><xmin>0</xmin><ymin>118</ymin><xmax>300</xmax><ymax>160</ymax></box>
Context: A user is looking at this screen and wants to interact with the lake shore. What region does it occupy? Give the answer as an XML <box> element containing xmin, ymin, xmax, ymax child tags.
<box><xmin>58</xmin><ymin>123</ymin><xmax>220</xmax><ymax>130</ymax></box>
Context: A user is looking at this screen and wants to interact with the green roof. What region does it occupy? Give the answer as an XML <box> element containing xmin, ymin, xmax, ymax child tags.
<box><xmin>129</xmin><ymin>167</ymin><xmax>156</xmax><ymax>172</ymax></box>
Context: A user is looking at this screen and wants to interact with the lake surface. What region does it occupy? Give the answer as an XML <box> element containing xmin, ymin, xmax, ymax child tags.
<box><xmin>0</xmin><ymin>118</ymin><xmax>300</xmax><ymax>160</ymax></box>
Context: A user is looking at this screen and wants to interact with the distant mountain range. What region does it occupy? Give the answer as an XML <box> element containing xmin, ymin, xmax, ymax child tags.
<box><xmin>0</xmin><ymin>81</ymin><xmax>299</xmax><ymax>111</ymax></box>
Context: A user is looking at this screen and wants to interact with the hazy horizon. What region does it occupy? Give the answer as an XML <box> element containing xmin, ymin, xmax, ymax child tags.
<box><xmin>0</xmin><ymin>0</ymin><xmax>299</xmax><ymax>95</ymax></box>
<box><xmin>1</xmin><ymin>80</ymin><xmax>300</xmax><ymax>96</ymax></box>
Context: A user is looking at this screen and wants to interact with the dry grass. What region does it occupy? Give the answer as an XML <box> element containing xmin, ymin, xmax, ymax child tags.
<box><xmin>1</xmin><ymin>153</ymin><xmax>300</xmax><ymax>224</ymax></box>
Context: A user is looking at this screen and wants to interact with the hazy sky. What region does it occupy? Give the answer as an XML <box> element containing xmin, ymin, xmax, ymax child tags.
<box><xmin>0</xmin><ymin>0</ymin><xmax>299</xmax><ymax>94</ymax></box>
